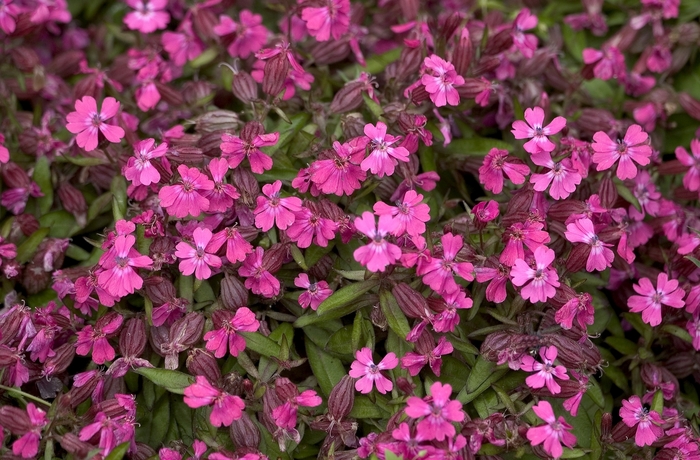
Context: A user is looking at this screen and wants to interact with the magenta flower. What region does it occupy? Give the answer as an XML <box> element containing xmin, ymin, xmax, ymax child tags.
<box><xmin>11</xmin><ymin>404</ymin><xmax>48</xmax><ymax>459</ymax></box>
<box><xmin>123</xmin><ymin>138</ymin><xmax>167</xmax><ymax>187</ymax></box>
<box><xmin>66</xmin><ymin>96</ymin><xmax>125</xmax><ymax>152</ymax></box>
<box><xmin>475</xmin><ymin>262</ymin><xmax>510</xmax><ymax>303</ymax></box>
<box><xmin>530</xmin><ymin>151</ymin><xmax>582</xmax><ymax>200</ymax></box>
<box><xmin>373</xmin><ymin>190</ymin><xmax>430</xmax><ymax>237</ymax></box>
<box><xmin>348</xmin><ymin>347</ymin><xmax>398</xmax><ymax>394</ymax></box>
<box><xmin>286</xmin><ymin>205</ymin><xmax>337</xmax><ymax>248</ymax></box>
<box><xmin>510</xmin><ymin>245</ymin><xmax>560</xmax><ymax>303</ymax></box>
<box><xmin>582</xmin><ymin>45</ymin><xmax>625</xmax><ymax>80</ymax></box>
<box><xmin>97</xmin><ymin>234</ymin><xmax>153</xmax><ymax>298</ymax></box>
<box><xmin>0</xmin><ymin>0</ymin><xmax>20</xmax><ymax>34</ymax></box>
<box><xmin>294</xmin><ymin>273</ymin><xmax>333</xmax><ymax>311</ymax></box>
<box><xmin>310</xmin><ymin>140</ymin><xmax>367</xmax><ymax>196</ymax></box>
<box><xmin>353</xmin><ymin>212</ymin><xmax>402</xmax><ymax>273</ymax></box>
<box><xmin>202</xmin><ymin>158</ymin><xmax>239</xmax><ymax>213</ymax></box>
<box><xmin>555</xmin><ymin>292</ymin><xmax>595</xmax><ymax>330</ymax></box>
<box><xmin>591</xmin><ymin>124</ymin><xmax>652</xmax><ymax>180</ymax></box>
<box><xmin>175</xmin><ymin>228</ymin><xmax>222</xmax><ymax>280</ymax></box>
<box><xmin>527</xmin><ymin>401</ymin><xmax>577</xmax><ymax>459</ymax></box>
<box><xmin>254</xmin><ymin>180</ymin><xmax>303</xmax><ymax>232</ymax></box>
<box><xmin>565</xmin><ymin>218</ymin><xmax>614</xmax><ymax>272</ymax></box>
<box><xmin>210</xmin><ymin>227</ymin><xmax>253</xmax><ymax>263</ymax></box>
<box><xmin>183</xmin><ymin>376</ymin><xmax>245</xmax><ymax>427</ymax></box>
<box><xmin>361</xmin><ymin>121</ymin><xmax>410</xmax><ymax>178</ymax></box>
<box><xmin>479</xmin><ymin>148</ymin><xmax>531</xmax><ymax>194</ymax></box>
<box><xmin>301</xmin><ymin>0</ymin><xmax>351</xmax><ymax>42</ymax></box>
<box><xmin>417</xmin><ymin>233</ymin><xmax>474</xmax><ymax>295</ymax></box>
<box><xmin>520</xmin><ymin>346</ymin><xmax>569</xmax><ymax>394</ymax></box>
<box><xmin>158</xmin><ymin>164</ymin><xmax>214</xmax><ymax>218</ymax></box>
<box><xmin>512</xmin><ymin>8</ymin><xmax>538</xmax><ymax>58</ymax></box>
<box><xmin>272</xmin><ymin>380</ymin><xmax>322</xmax><ymax>429</ymax></box>
<box><xmin>628</xmin><ymin>273</ymin><xmax>685</xmax><ymax>326</ymax></box>
<box><xmin>162</xmin><ymin>20</ymin><xmax>203</xmax><ymax>66</ymax></box>
<box><xmin>675</xmin><ymin>139</ymin><xmax>700</xmax><ymax>192</ymax></box>
<box><xmin>123</xmin><ymin>0</ymin><xmax>169</xmax><ymax>33</ymax></box>
<box><xmin>75</xmin><ymin>313</ymin><xmax>123</xmax><ymax>364</ymax></box>
<box><xmin>421</xmin><ymin>55</ymin><xmax>465</xmax><ymax>107</ymax></box>
<box><xmin>0</xmin><ymin>134</ymin><xmax>9</xmax><ymax>163</ymax></box>
<box><xmin>511</xmin><ymin>107</ymin><xmax>566</xmax><ymax>153</ymax></box>
<box><xmin>215</xmin><ymin>11</ymin><xmax>268</xmax><ymax>59</ymax></box>
<box><xmin>203</xmin><ymin>308</ymin><xmax>259</xmax><ymax>358</ymax></box>
<box><xmin>432</xmin><ymin>289</ymin><xmax>473</xmax><ymax>333</ymax></box>
<box><xmin>220</xmin><ymin>131</ymin><xmax>278</xmax><ymax>174</ymax></box>
<box><xmin>501</xmin><ymin>220</ymin><xmax>551</xmax><ymax>266</ymax></box>
<box><xmin>619</xmin><ymin>395</ymin><xmax>664</xmax><ymax>446</ymax></box>
<box><xmin>404</xmin><ymin>382</ymin><xmax>464</xmax><ymax>441</ymax></box>
<box><xmin>238</xmin><ymin>247</ymin><xmax>281</xmax><ymax>298</ymax></box>
<box><xmin>400</xmin><ymin>335</ymin><xmax>453</xmax><ymax>377</ymax></box>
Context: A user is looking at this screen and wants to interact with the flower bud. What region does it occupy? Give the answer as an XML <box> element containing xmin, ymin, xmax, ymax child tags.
<box><xmin>44</xmin><ymin>342</ymin><xmax>76</xmax><ymax>376</ymax></box>
<box><xmin>195</xmin><ymin>109</ymin><xmax>241</xmax><ymax>134</ymax></box>
<box><xmin>396</xmin><ymin>45</ymin><xmax>424</xmax><ymax>82</ymax></box>
<box><xmin>47</xmin><ymin>50</ymin><xmax>84</xmax><ymax>78</ymax></box>
<box><xmin>309</xmin><ymin>255</ymin><xmax>333</xmax><ymax>281</ymax></box>
<box><xmin>392</xmin><ymin>283</ymin><xmax>429</xmax><ymax>319</ymax></box>
<box><xmin>410</xmin><ymin>84</ymin><xmax>430</xmax><ymax>105</ymax></box>
<box><xmin>2</xmin><ymin>162</ymin><xmax>31</xmax><ymax>188</ymax></box>
<box><xmin>597</xmin><ymin>175</ymin><xmax>618</xmax><ymax>208</ymax></box>
<box><xmin>0</xmin><ymin>405</ymin><xmax>31</xmax><ymax>433</ymax></box>
<box><xmin>439</xmin><ymin>14</ymin><xmax>462</xmax><ymax>43</ymax></box>
<box><xmin>119</xmin><ymin>317</ymin><xmax>147</xmax><ymax>358</ymax></box>
<box><xmin>473</xmin><ymin>55</ymin><xmax>501</xmax><ymax>76</ymax></box>
<box><xmin>192</xmin><ymin>6</ymin><xmax>218</xmax><ymax>40</ymax></box>
<box><xmin>679</xmin><ymin>92</ymin><xmax>700</xmax><ymax>120</ymax></box>
<box><xmin>663</xmin><ymin>352</ymin><xmax>696</xmax><ymax>379</ymax></box>
<box><xmin>262</xmin><ymin>53</ymin><xmax>290</xmax><ymax>97</ymax></box>
<box><xmin>263</xmin><ymin>243</ymin><xmax>288</xmax><ymax>274</ymax></box>
<box><xmin>400</xmin><ymin>0</ymin><xmax>419</xmax><ymax>20</ymax></box>
<box><xmin>453</xmin><ymin>28</ymin><xmax>473</xmax><ymax>76</ymax></box>
<box><xmin>198</xmin><ymin>130</ymin><xmax>231</xmax><ymax>157</ymax></box>
<box><xmin>131</xmin><ymin>443</ymin><xmax>157</xmax><ymax>460</ymax></box>
<box><xmin>611</xmin><ymin>420</ymin><xmax>636</xmax><ymax>443</ymax></box>
<box><xmin>370</xmin><ymin>304</ymin><xmax>388</xmax><ymax>330</ymax></box>
<box><xmin>170</xmin><ymin>312</ymin><xmax>204</xmax><ymax>348</ymax></box>
<box><xmin>59</xmin><ymin>433</ymin><xmax>94</xmax><ymax>458</ymax></box>
<box><xmin>10</xmin><ymin>46</ymin><xmax>40</xmax><ymax>72</ymax></box>
<box><xmin>565</xmin><ymin>243</ymin><xmax>590</xmax><ymax>273</ymax></box>
<box><xmin>330</xmin><ymin>81</ymin><xmax>366</xmax><ymax>114</ymax></box>
<box><xmin>221</xmin><ymin>275</ymin><xmax>249</xmax><ymax>310</ymax></box>
<box><xmin>154</xmin><ymin>80</ymin><xmax>184</xmax><ymax>107</ymax></box>
<box><xmin>183</xmin><ymin>81</ymin><xmax>214</xmax><ymax>106</ymax></box>
<box><xmin>187</xmin><ymin>348</ymin><xmax>222</xmax><ymax>382</ymax></box>
<box><xmin>329</xmin><ymin>375</ymin><xmax>355</xmax><ymax>421</ymax></box>
<box><xmin>231</xmin><ymin>70</ymin><xmax>258</xmax><ymax>104</ymax></box>
<box><xmin>310</xmin><ymin>39</ymin><xmax>351</xmax><ymax>65</ymax></box>
<box><xmin>547</xmin><ymin>200</ymin><xmax>586</xmax><ymax>222</ymax></box>
<box><xmin>230</xmin><ymin>411</ymin><xmax>261</xmax><ymax>449</ymax></box>
<box><xmin>233</xmin><ymin>168</ymin><xmax>260</xmax><ymax>209</ymax></box>
<box><xmin>58</xmin><ymin>183</ymin><xmax>87</xmax><ymax>226</ymax></box>
<box><xmin>144</xmin><ymin>276</ymin><xmax>177</xmax><ymax>306</ymax></box>
<box><xmin>543</xmin><ymin>335</ymin><xmax>603</xmax><ymax>372</ymax></box>
<box><xmin>483</xmin><ymin>29</ymin><xmax>513</xmax><ymax>56</ymax></box>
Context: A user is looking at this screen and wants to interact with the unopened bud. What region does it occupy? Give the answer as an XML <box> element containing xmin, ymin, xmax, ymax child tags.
<box><xmin>547</xmin><ymin>200</ymin><xmax>586</xmax><ymax>222</ymax></box>
<box><xmin>232</xmin><ymin>168</ymin><xmax>260</xmax><ymax>208</ymax></box>
<box><xmin>155</xmin><ymin>80</ymin><xmax>184</xmax><ymax>107</ymax></box>
<box><xmin>231</xmin><ymin>70</ymin><xmax>258</xmax><ymax>104</ymax></box>
<box><xmin>598</xmin><ymin>175</ymin><xmax>618</xmax><ymax>208</ymax></box>
<box><xmin>195</xmin><ymin>109</ymin><xmax>241</xmax><ymax>134</ymax></box>
<box><xmin>183</xmin><ymin>81</ymin><xmax>214</xmax><ymax>106</ymax></box>
<box><xmin>11</xmin><ymin>46</ymin><xmax>40</xmax><ymax>72</ymax></box>
<box><xmin>310</xmin><ymin>39</ymin><xmax>351</xmax><ymax>65</ymax></box>
<box><xmin>483</xmin><ymin>29</ymin><xmax>513</xmax><ymax>56</ymax></box>
<box><xmin>59</xmin><ymin>433</ymin><xmax>94</xmax><ymax>458</ymax></box>
<box><xmin>58</xmin><ymin>183</ymin><xmax>87</xmax><ymax>226</ymax></box>
<box><xmin>309</xmin><ymin>255</ymin><xmax>333</xmax><ymax>280</ymax></box>
<box><xmin>262</xmin><ymin>53</ymin><xmax>290</xmax><ymax>97</ymax></box>
<box><xmin>230</xmin><ymin>411</ymin><xmax>261</xmax><ymax>449</ymax></box>
<box><xmin>44</xmin><ymin>342</ymin><xmax>76</xmax><ymax>376</ymax></box>
<box><xmin>263</xmin><ymin>243</ymin><xmax>288</xmax><ymax>273</ymax></box>
<box><xmin>330</xmin><ymin>81</ymin><xmax>366</xmax><ymax>114</ymax></box>
<box><xmin>192</xmin><ymin>6</ymin><xmax>218</xmax><ymax>40</ymax></box>
<box><xmin>453</xmin><ymin>28</ymin><xmax>473</xmax><ymax>76</ymax></box>
<box><xmin>611</xmin><ymin>420</ymin><xmax>636</xmax><ymax>443</ymax></box>
<box><xmin>543</xmin><ymin>335</ymin><xmax>603</xmax><ymax>372</ymax></box>
<box><xmin>679</xmin><ymin>92</ymin><xmax>700</xmax><ymax>121</ymax></box>
<box><xmin>0</xmin><ymin>405</ymin><xmax>31</xmax><ymax>433</ymax></box>
<box><xmin>664</xmin><ymin>352</ymin><xmax>696</xmax><ymax>379</ymax></box>
<box><xmin>565</xmin><ymin>243</ymin><xmax>590</xmax><ymax>273</ymax></box>
<box><xmin>473</xmin><ymin>55</ymin><xmax>501</xmax><ymax>76</ymax></box>
<box><xmin>220</xmin><ymin>275</ymin><xmax>249</xmax><ymax>310</ymax></box>
<box><xmin>47</xmin><ymin>50</ymin><xmax>84</xmax><ymax>78</ymax></box>
<box><xmin>396</xmin><ymin>44</ymin><xmax>424</xmax><ymax>82</ymax></box>
<box><xmin>410</xmin><ymin>84</ymin><xmax>430</xmax><ymax>105</ymax></box>
<box><xmin>170</xmin><ymin>312</ymin><xmax>204</xmax><ymax>348</ymax></box>
<box><xmin>2</xmin><ymin>162</ymin><xmax>31</xmax><ymax>188</ymax></box>
<box><xmin>144</xmin><ymin>276</ymin><xmax>177</xmax><ymax>305</ymax></box>
<box><xmin>186</xmin><ymin>348</ymin><xmax>222</xmax><ymax>382</ymax></box>
<box><xmin>370</xmin><ymin>304</ymin><xmax>388</xmax><ymax>330</ymax></box>
<box><xmin>198</xmin><ymin>130</ymin><xmax>230</xmax><ymax>158</ymax></box>
<box><xmin>392</xmin><ymin>283</ymin><xmax>428</xmax><ymax>319</ymax></box>
<box><xmin>399</xmin><ymin>0</ymin><xmax>419</xmax><ymax>20</ymax></box>
<box><xmin>131</xmin><ymin>443</ymin><xmax>157</xmax><ymax>460</ymax></box>
<box><xmin>329</xmin><ymin>375</ymin><xmax>355</xmax><ymax>420</ymax></box>
<box><xmin>119</xmin><ymin>317</ymin><xmax>147</xmax><ymax>358</ymax></box>
<box><xmin>439</xmin><ymin>14</ymin><xmax>462</xmax><ymax>42</ymax></box>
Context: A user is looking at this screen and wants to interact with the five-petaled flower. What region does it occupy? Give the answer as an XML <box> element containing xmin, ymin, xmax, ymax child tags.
<box><xmin>520</xmin><ymin>346</ymin><xmax>569</xmax><ymax>394</ymax></box>
<box><xmin>404</xmin><ymin>382</ymin><xmax>464</xmax><ymax>441</ymax></box>
<box><xmin>526</xmin><ymin>401</ymin><xmax>577</xmax><ymax>459</ymax></box>
<box><xmin>619</xmin><ymin>395</ymin><xmax>664</xmax><ymax>447</ymax></box>
<box><xmin>183</xmin><ymin>376</ymin><xmax>245</xmax><ymax>427</ymax></box>
<box><xmin>628</xmin><ymin>273</ymin><xmax>685</xmax><ymax>326</ymax></box>
<box><xmin>66</xmin><ymin>96</ymin><xmax>125</xmax><ymax>152</ymax></box>
<box><xmin>421</xmin><ymin>55</ymin><xmax>465</xmax><ymax>107</ymax></box>
<box><xmin>348</xmin><ymin>347</ymin><xmax>398</xmax><ymax>394</ymax></box>
<box><xmin>353</xmin><ymin>212</ymin><xmax>402</xmax><ymax>272</ymax></box>
<box><xmin>511</xmin><ymin>107</ymin><xmax>566</xmax><ymax>153</ymax></box>
<box><xmin>175</xmin><ymin>227</ymin><xmax>222</xmax><ymax>280</ymax></box>
<box><xmin>203</xmin><ymin>307</ymin><xmax>259</xmax><ymax>358</ymax></box>
<box><xmin>591</xmin><ymin>124</ymin><xmax>652</xmax><ymax>180</ymax></box>
<box><xmin>510</xmin><ymin>246</ymin><xmax>560</xmax><ymax>303</ymax></box>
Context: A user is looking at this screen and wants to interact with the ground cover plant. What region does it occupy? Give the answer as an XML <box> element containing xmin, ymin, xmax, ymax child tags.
<box><xmin>1</xmin><ymin>0</ymin><xmax>700</xmax><ymax>459</ymax></box>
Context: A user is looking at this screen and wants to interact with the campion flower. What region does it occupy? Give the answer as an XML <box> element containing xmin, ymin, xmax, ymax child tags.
<box><xmin>511</xmin><ymin>107</ymin><xmax>566</xmax><ymax>153</ymax></box>
<box><xmin>620</xmin><ymin>395</ymin><xmax>664</xmax><ymax>446</ymax></box>
<box><xmin>432</xmin><ymin>289</ymin><xmax>473</xmax><ymax>333</ymax></box>
<box><xmin>201</xmin><ymin>158</ymin><xmax>240</xmax><ymax>213</ymax></box>
<box><xmin>529</xmin><ymin>151</ymin><xmax>582</xmax><ymax>200</ymax></box>
<box><xmin>220</xmin><ymin>130</ymin><xmax>278</xmax><ymax>174</ymax></box>
<box><xmin>158</xmin><ymin>164</ymin><xmax>214</xmax><ymax>218</ymax></box>
<box><xmin>203</xmin><ymin>308</ymin><xmax>259</xmax><ymax>358</ymax></box>
<box><xmin>175</xmin><ymin>228</ymin><xmax>222</xmax><ymax>280</ymax></box>
<box><xmin>527</xmin><ymin>401</ymin><xmax>577</xmax><ymax>459</ymax></box>
<box><xmin>629</xmin><ymin>170</ymin><xmax>661</xmax><ymax>219</ymax></box>
<box><xmin>361</xmin><ymin>121</ymin><xmax>410</xmax><ymax>178</ymax></box>
<box><xmin>520</xmin><ymin>346</ymin><xmax>569</xmax><ymax>394</ymax></box>
<box><xmin>310</xmin><ymin>140</ymin><xmax>367</xmax><ymax>196</ymax></box>
<box><xmin>271</xmin><ymin>380</ymin><xmax>322</xmax><ymax>429</ymax></box>
<box><xmin>564</xmin><ymin>218</ymin><xmax>614</xmax><ymax>272</ymax></box>
<box><xmin>479</xmin><ymin>148</ymin><xmax>531</xmax><ymax>194</ymax></box>
<box><xmin>97</xmin><ymin>234</ymin><xmax>153</xmax><ymax>298</ymax></box>
<box><xmin>472</xmin><ymin>200</ymin><xmax>500</xmax><ymax>227</ymax></box>
<box><xmin>404</xmin><ymin>382</ymin><xmax>464</xmax><ymax>441</ymax></box>
<box><xmin>373</xmin><ymin>190</ymin><xmax>430</xmax><ymax>237</ymax></box>
<box><xmin>75</xmin><ymin>313</ymin><xmax>123</xmax><ymax>364</ymax></box>
<box><xmin>421</xmin><ymin>55</ymin><xmax>464</xmax><ymax>107</ymax></box>
<box><xmin>214</xmin><ymin>10</ymin><xmax>268</xmax><ymax>59</ymax></box>
<box><xmin>628</xmin><ymin>273</ymin><xmax>685</xmax><ymax>326</ymax></box>
<box><xmin>254</xmin><ymin>180</ymin><xmax>303</xmax><ymax>232</ymax></box>
<box><xmin>238</xmin><ymin>247</ymin><xmax>280</xmax><ymax>298</ymax></box>
<box><xmin>123</xmin><ymin>0</ymin><xmax>169</xmax><ymax>33</ymax></box>
<box><xmin>675</xmin><ymin>139</ymin><xmax>700</xmax><ymax>192</ymax></box>
<box><xmin>555</xmin><ymin>292</ymin><xmax>595</xmax><ymax>330</ymax></box>
<box><xmin>301</xmin><ymin>0</ymin><xmax>351</xmax><ymax>42</ymax></box>
<box><xmin>475</xmin><ymin>260</ymin><xmax>509</xmax><ymax>303</ymax></box>
<box><xmin>0</xmin><ymin>0</ymin><xmax>20</xmax><ymax>34</ymax></box>
<box><xmin>286</xmin><ymin>205</ymin><xmax>337</xmax><ymax>248</ymax></box>
<box><xmin>501</xmin><ymin>221</ymin><xmax>551</xmax><ymax>266</ymax></box>
<box><xmin>123</xmin><ymin>138</ymin><xmax>167</xmax><ymax>187</ymax></box>
<box><xmin>348</xmin><ymin>347</ymin><xmax>398</xmax><ymax>394</ymax></box>
<box><xmin>591</xmin><ymin>124</ymin><xmax>652</xmax><ymax>180</ymax></box>
<box><xmin>353</xmin><ymin>212</ymin><xmax>402</xmax><ymax>273</ymax></box>
<box><xmin>400</xmin><ymin>335</ymin><xmax>453</xmax><ymax>376</ymax></box>
<box><xmin>510</xmin><ymin>245</ymin><xmax>560</xmax><ymax>303</ymax></box>
<box><xmin>512</xmin><ymin>8</ymin><xmax>538</xmax><ymax>58</ymax></box>
<box><xmin>183</xmin><ymin>376</ymin><xmax>245</xmax><ymax>427</ymax></box>
<box><xmin>294</xmin><ymin>273</ymin><xmax>333</xmax><ymax>310</ymax></box>
<box><xmin>162</xmin><ymin>20</ymin><xmax>203</xmax><ymax>66</ymax></box>
<box><xmin>10</xmin><ymin>404</ymin><xmax>48</xmax><ymax>459</ymax></box>
<box><xmin>210</xmin><ymin>227</ymin><xmax>253</xmax><ymax>263</ymax></box>
<box><xmin>686</xmin><ymin>315</ymin><xmax>700</xmax><ymax>351</ymax></box>
<box><xmin>582</xmin><ymin>45</ymin><xmax>625</xmax><ymax>80</ymax></box>
<box><xmin>0</xmin><ymin>133</ymin><xmax>9</xmax><ymax>163</ymax></box>
<box><xmin>417</xmin><ymin>233</ymin><xmax>474</xmax><ymax>294</ymax></box>
<box><xmin>65</xmin><ymin>96</ymin><xmax>125</xmax><ymax>152</ymax></box>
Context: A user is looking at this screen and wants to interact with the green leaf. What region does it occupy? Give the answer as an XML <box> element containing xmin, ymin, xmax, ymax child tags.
<box><xmin>349</xmin><ymin>396</ymin><xmax>390</xmax><ymax>419</ymax></box>
<box><xmin>104</xmin><ymin>442</ymin><xmax>130</xmax><ymax>460</ymax></box>
<box><xmin>316</xmin><ymin>280</ymin><xmax>380</xmax><ymax>316</ymax></box>
<box><xmin>239</xmin><ymin>331</ymin><xmax>282</xmax><ymax>358</ymax></box>
<box><xmin>33</xmin><ymin>156</ymin><xmax>53</xmax><ymax>214</ymax></box>
<box><xmin>305</xmin><ymin>337</ymin><xmax>346</xmax><ymax>396</ymax></box>
<box><xmin>363</xmin><ymin>93</ymin><xmax>383</xmax><ymax>119</ymax></box>
<box><xmin>111</xmin><ymin>176</ymin><xmax>127</xmax><ymax>222</ymax></box>
<box><xmin>662</xmin><ymin>324</ymin><xmax>694</xmax><ymax>344</ymax></box>
<box><xmin>685</xmin><ymin>255</ymin><xmax>700</xmax><ymax>269</ymax></box>
<box><xmin>189</xmin><ymin>47</ymin><xmax>218</xmax><ymax>68</ymax></box>
<box><xmin>651</xmin><ymin>391</ymin><xmax>664</xmax><ymax>414</ymax></box>
<box><xmin>379</xmin><ymin>290</ymin><xmax>411</xmax><ymax>340</ymax></box>
<box><xmin>290</xmin><ymin>244</ymin><xmax>307</xmax><ymax>270</ymax></box>
<box><xmin>457</xmin><ymin>357</ymin><xmax>506</xmax><ymax>404</ymax></box>
<box><xmin>604</xmin><ymin>337</ymin><xmax>637</xmax><ymax>356</ymax></box>
<box><xmin>562</xmin><ymin>24</ymin><xmax>586</xmax><ymax>63</ymax></box>
<box><xmin>445</xmin><ymin>137</ymin><xmax>513</xmax><ymax>156</ymax></box>
<box><xmin>55</xmin><ymin>155</ymin><xmax>109</xmax><ymax>166</ymax></box>
<box><xmin>39</xmin><ymin>211</ymin><xmax>78</xmax><ymax>238</ymax></box>
<box><xmin>16</xmin><ymin>228</ymin><xmax>50</xmax><ymax>264</ymax></box>
<box><xmin>133</xmin><ymin>368</ymin><xmax>194</xmax><ymax>395</ymax></box>
<box><xmin>615</xmin><ymin>180</ymin><xmax>641</xmax><ymax>211</ymax></box>
<box><xmin>267</xmin><ymin>113</ymin><xmax>311</xmax><ymax>154</ymax></box>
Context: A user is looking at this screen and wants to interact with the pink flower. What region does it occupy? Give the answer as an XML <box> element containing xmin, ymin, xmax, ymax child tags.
<box><xmin>475</xmin><ymin>261</ymin><xmax>509</xmax><ymax>303</ymax></box>
<box><xmin>529</xmin><ymin>151</ymin><xmax>582</xmax><ymax>200</ymax></box>
<box><xmin>0</xmin><ymin>0</ymin><xmax>20</xmax><ymax>34</ymax></box>
<box><xmin>215</xmin><ymin>11</ymin><xmax>268</xmax><ymax>59</ymax></box>
<box><xmin>565</xmin><ymin>218</ymin><xmax>614</xmax><ymax>272</ymax></box>
<box><xmin>0</xmin><ymin>133</ymin><xmax>9</xmax><ymax>163</ymax></box>
<box><xmin>472</xmin><ymin>200</ymin><xmax>500</xmax><ymax>227</ymax></box>
<box><xmin>686</xmin><ymin>315</ymin><xmax>700</xmax><ymax>351</ymax></box>
<box><xmin>675</xmin><ymin>139</ymin><xmax>700</xmax><ymax>192</ymax></box>
<box><xmin>184</xmin><ymin>376</ymin><xmax>245</xmax><ymax>427</ymax></box>
<box><xmin>254</xmin><ymin>180</ymin><xmax>303</xmax><ymax>232</ymax></box>
<box><xmin>238</xmin><ymin>247</ymin><xmax>281</xmax><ymax>298</ymax></box>
<box><xmin>417</xmin><ymin>233</ymin><xmax>474</xmax><ymax>294</ymax></box>
<box><xmin>348</xmin><ymin>347</ymin><xmax>398</xmax><ymax>394</ymax></box>
<box><xmin>500</xmin><ymin>221</ymin><xmax>551</xmax><ymax>266</ymax></box>
<box><xmin>432</xmin><ymin>289</ymin><xmax>473</xmax><ymax>333</ymax></box>
<box><xmin>75</xmin><ymin>313</ymin><xmax>123</xmax><ymax>364</ymax></box>
<box><xmin>159</xmin><ymin>164</ymin><xmax>214</xmax><ymax>218</ymax></box>
<box><xmin>202</xmin><ymin>158</ymin><xmax>240</xmax><ymax>213</ymax></box>
<box><xmin>361</xmin><ymin>121</ymin><xmax>410</xmax><ymax>178</ymax></box>
<box><xmin>404</xmin><ymin>382</ymin><xmax>464</xmax><ymax>441</ymax></box>
<box><xmin>520</xmin><ymin>346</ymin><xmax>569</xmax><ymax>394</ymax></box>
<box><xmin>11</xmin><ymin>404</ymin><xmax>48</xmax><ymax>459</ymax></box>
<box><xmin>162</xmin><ymin>20</ymin><xmax>203</xmax><ymax>66</ymax></box>
<box><xmin>512</xmin><ymin>9</ymin><xmax>538</xmax><ymax>58</ymax></box>
<box><xmin>301</xmin><ymin>0</ymin><xmax>351</xmax><ymax>41</ymax></box>
<box><xmin>123</xmin><ymin>0</ymin><xmax>169</xmax><ymax>33</ymax></box>
<box><xmin>421</xmin><ymin>55</ymin><xmax>465</xmax><ymax>107</ymax></box>
<box><xmin>294</xmin><ymin>274</ymin><xmax>333</xmax><ymax>310</ymax></box>
<box><xmin>203</xmin><ymin>308</ymin><xmax>259</xmax><ymax>358</ymax></box>
<box><xmin>511</xmin><ymin>107</ymin><xmax>566</xmax><ymax>153</ymax></box>
<box><xmin>373</xmin><ymin>190</ymin><xmax>430</xmax><ymax>237</ymax></box>
<box><xmin>527</xmin><ymin>401</ymin><xmax>577</xmax><ymax>459</ymax></box>
<box><xmin>582</xmin><ymin>45</ymin><xmax>625</xmax><ymax>80</ymax></box>
<box><xmin>210</xmin><ymin>227</ymin><xmax>253</xmax><ymax>263</ymax></box>
<box><xmin>66</xmin><ymin>96</ymin><xmax>125</xmax><ymax>152</ymax></box>
<box><xmin>272</xmin><ymin>380</ymin><xmax>322</xmax><ymax>429</ymax></box>
<box><xmin>286</xmin><ymin>205</ymin><xmax>337</xmax><ymax>248</ymax></box>
<box><xmin>353</xmin><ymin>212</ymin><xmax>402</xmax><ymax>272</ymax></box>
<box><xmin>628</xmin><ymin>273</ymin><xmax>685</xmax><ymax>327</ymax></box>
<box><xmin>510</xmin><ymin>245</ymin><xmax>560</xmax><ymax>303</ymax></box>
<box><xmin>400</xmin><ymin>335</ymin><xmax>453</xmax><ymax>376</ymax></box>
<box><xmin>310</xmin><ymin>140</ymin><xmax>367</xmax><ymax>196</ymax></box>
<box><xmin>591</xmin><ymin>124</ymin><xmax>652</xmax><ymax>180</ymax></box>
<box><xmin>97</xmin><ymin>234</ymin><xmax>153</xmax><ymax>298</ymax></box>
<box><xmin>619</xmin><ymin>395</ymin><xmax>664</xmax><ymax>446</ymax></box>
<box><xmin>555</xmin><ymin>292</ymin><xmax>595</xmax><ymax>330</ymax></box>
<box><xmin>479</xmin><ymin>148</ymin><xmax>530</xmax><ymax>194</ymax></box>
<box><xmin>220</xmin><ymin>130</ymin><xmax>278</xmax><ymax>174</ymax></box>
<box><xmin>123</xmin><ymin>138</ymin><xmax>167</xmax><ymax>187</ymax></box>
<box><xmin>175</xmin><ymin>228</ymin><xmax>222</xmax><ymax>280</ymax></box>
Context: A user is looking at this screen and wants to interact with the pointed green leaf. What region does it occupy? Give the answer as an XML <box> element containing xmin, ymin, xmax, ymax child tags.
<box><xmin>133</xmin><ymin>368</ymin><xmax>194</xmax><ymax>395</ymax></box>
<box><xmin>379</xmin><ymin>290</ymin><xmax>411</xmax><ymax>339</ymax></box>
